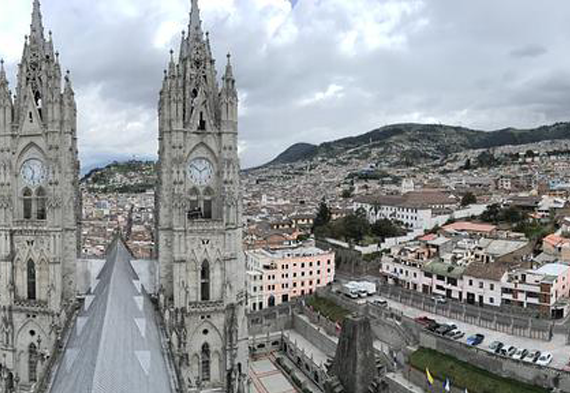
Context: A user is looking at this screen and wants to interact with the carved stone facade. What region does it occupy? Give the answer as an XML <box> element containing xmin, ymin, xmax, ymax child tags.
<box><xmin>156</xmin><ymin>1</ymin><xmax>248</xmax><ymax>391</ymax></box>
<box><xmin>0</xmin><ymin>1</ymin><xmax>80</xmax><ymax>390</ymax></box>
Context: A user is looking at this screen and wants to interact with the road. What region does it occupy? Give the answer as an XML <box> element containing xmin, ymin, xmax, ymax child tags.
<box><xmin>335</xmin><ymin>281</ymin><xmax>570</xmax><ymax>370</ymax></box>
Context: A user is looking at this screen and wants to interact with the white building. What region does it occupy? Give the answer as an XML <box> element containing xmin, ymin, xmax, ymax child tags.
<box><xmin>354</xmin><ymin>190</ymin><xmax>458</xmax><ymax>230</ymax></box>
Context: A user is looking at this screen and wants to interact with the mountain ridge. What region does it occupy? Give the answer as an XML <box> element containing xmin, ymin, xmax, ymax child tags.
<box><xmin>264</xmin><ymin>122</ymin><xmax>570</xmax><ymax>167</ymax></box>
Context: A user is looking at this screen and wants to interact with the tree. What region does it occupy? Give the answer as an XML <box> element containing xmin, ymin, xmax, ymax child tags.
<box><xmin>341</xmin><ymin>187</ymin><xmax>354</xmax><ymax>199</ymax></box>
<box><xmin>461</xmin><ymin>192</ymin><xmax>477</xmax><ymax>207</ymax></box>
<box><xmin>313</xmin><ymin>199</ymin><xmax>331</xmax><ymax>232</ymax></box>
<box><xmin>342</xmin><ymin>212</ymin><xmax>370</xmax><ymax>243</ymax></box>
<box><xmin>371</xmin><ymin>219</ymin><xmax>406</xmax><ymax>239</ymax></box>
<box><xmin>481</xmin><ymin>204</ymin><xmax>501</xmax><ymax>223</ymax></box>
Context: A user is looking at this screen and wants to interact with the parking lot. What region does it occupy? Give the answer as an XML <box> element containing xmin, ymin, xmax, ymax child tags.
<box><xmin>355</xmin><ymin>293</ymin><xmax>570</xmax><ymax>370</ymax></box>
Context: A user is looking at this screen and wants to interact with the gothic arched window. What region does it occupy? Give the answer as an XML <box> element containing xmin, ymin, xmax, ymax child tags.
<box><xmin>28</xmin><ymin>343</ymin><xmax>38</xmax><ymax>383</ymax></box>
<box><xmin>203</xmin><ymin>188</ymin><xmax>214</xmax><ymax>220</ymax></box>
<box><xmin>36</xmin><ymin>187</ymin><xmax>46</xmax><ymax>220</ymax></box>
<box><xmin>198</xmin><ymin>111</ymin><xmax>206</xmax><ymax>131</ymax></box>
<box><xmin>201</xmin><ymin>343</ymin><xmax>211</xmax><ymax>382</ymax></box>
<box><xmin>200</xmin><ymin>260</ymin><xmax>210</xmax><ymax>301</ymax></box>
<box><xmin>23</xmin><ymin>188</ymin><xmax>33</xmax><ymax>220</ymax></box>
<box><xmin>27</xmin><ymin>259</ymin><xmax>36</xmax><ymax>301</ymax></box>
<box><xmin>187</xmin><ymin>188</ymin><xmax>201</xmax><ymax>220</ymax></box>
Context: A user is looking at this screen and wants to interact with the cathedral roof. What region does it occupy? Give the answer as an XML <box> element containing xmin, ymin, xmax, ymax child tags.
<box><xmin>49</xmin><ymin>240</ymin><xmax>175</xmax><ymax>393</ymax></box>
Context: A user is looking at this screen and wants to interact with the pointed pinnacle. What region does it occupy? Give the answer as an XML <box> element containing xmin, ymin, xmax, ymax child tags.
<box><xmin>0</xmin><ymin>59</ymin><xmax>6</xmax><ymax>83</ymax></box>
<box><xmin>31</xmin><ymin>0</ymin><xmax>45</xmax><ymax>40</ymax></box>
<box><xmin>189</xmin><ymin>0</ymin><xmax>203</xmax><ymax>36</ymax></box>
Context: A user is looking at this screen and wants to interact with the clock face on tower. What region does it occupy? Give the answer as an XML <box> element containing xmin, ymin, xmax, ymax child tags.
<box><xmin>188</xmin><ymin>158</ymin><xmax>214</xmax><ymax>186</ymax></box>
<box><xmin>20</xmin><ymin>158</ymin><xmax>47</xmax><ymax>187</ymax></box>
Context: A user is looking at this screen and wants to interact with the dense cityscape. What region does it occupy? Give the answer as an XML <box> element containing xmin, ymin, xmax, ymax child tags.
<box><xmin>2</xmin><ymin>0</ymin><xmax>570</xmax><ymax>392</ymax></box>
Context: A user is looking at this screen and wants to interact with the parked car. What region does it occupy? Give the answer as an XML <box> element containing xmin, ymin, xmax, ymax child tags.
<box><xmin>536</xmin><ymin>352</ymin><xmax>553</xmax><ymax>366</ymax></box>
<box><xmin>512</xmin><ymin>348</ymin><xmax>529</xmax><ymax>361</ymax></box>
<box><xmin>372</xmin><ymin>298</ymin><xmax>388</xmax><ymax>307</ymax></box>
<box><xmin>451</xmin><ymin>330</ymin><xmax>465</xmax><ymax>340</ymax></box>
<box><xmin>414</xmin><ymin>316</ymin><xmax>436</xmax><ymax>327</ymax></box>
<box><xmin>431</xmin><ymin>295</ymin><xmax>447</xmax><ymax>304</ymax></box>
<box><xmin>436</xmin><ymin>324</ymin><xmax>457</xmax><ymax>336</ymax></box>
<box><xmin>523</xmin><ymin>350</ymin><xmax>541</xmax><ymax>364</ymax></box>
<box><xmin>426</xmin><ymin>321</ymin><xmax>441</xmax><ymax>332</ymax></box>
<box><xmin>489</xmin><ymin>341</ymin><xmax>503</xmax><ymax>352</ymax></box>
<box><xmin>504</xmin><ymin>345</ymin><xmax>517</xmax><ymax>357</ymax></box>
<box><xmin>466</xmin><ymin>334</ymin><xmax>485</xmax><ymax>346</ymax></box>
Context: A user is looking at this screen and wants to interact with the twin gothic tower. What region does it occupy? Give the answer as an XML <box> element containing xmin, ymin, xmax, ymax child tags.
<box><xmin>0</xmin><ymin>0</ymin><xmax>248</xmax><ymax>391</ymax></box>
<box><xmin>157</xmin><ymin>0</ymin><xmax>249</xmax><ymax>391</ymax></box>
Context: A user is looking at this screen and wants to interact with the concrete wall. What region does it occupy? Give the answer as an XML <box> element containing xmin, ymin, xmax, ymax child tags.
<box><xmin>248</xmin><ymin>303</ymin><xmax>295</xmax><ymax>336</ymax></box>
<box><xmin>419</xmin><ymin>331</ymin><xmax>570</xmax><ymax>392</ymax></box>
<box><xmin>292</xmin><ymin>313</ymin><xmax>337</xmax><ymax>357</ymax></box>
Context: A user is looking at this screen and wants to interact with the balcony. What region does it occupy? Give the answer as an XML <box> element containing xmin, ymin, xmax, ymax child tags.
<box><xmin>186</xmin><ymin>300</ymin><xmax>225</xmax><ymax>313</ymax></box>
<box><xmin>184</xmin><ymin>219</ymin><xmax>224</xmax><ymax>232</ymax></box>
<box><xmin>13</xmin><ymin>299</ymin><xmax>52</xmax><ymax>314</ymax></box>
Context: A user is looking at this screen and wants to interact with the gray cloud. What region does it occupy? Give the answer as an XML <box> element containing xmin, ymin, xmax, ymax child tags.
<box><xmin>510</xmin><ymin>44</ymin><xmax>548</xmax><ymax>59</ymax></box>
<box><xmin>0</xmin><ymin>0</ymin><xmax>569</xmax><ymax>170</ymax></box>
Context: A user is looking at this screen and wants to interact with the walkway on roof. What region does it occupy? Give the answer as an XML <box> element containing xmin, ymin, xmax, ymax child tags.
<box><xmin>49</xmin><ymin>239</ymin><xmax>175</xmax><ymax>393</ymax></box>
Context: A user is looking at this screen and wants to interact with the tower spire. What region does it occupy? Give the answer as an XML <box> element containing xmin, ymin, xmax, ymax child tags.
<box><xmin>188</xmin><ymin>0</ymin><xmax>203</xmax><ymax>39</ymax></box>
<box><xmin>30</xmin><ymin>0</ymin><xmax>45</xmax><ymax>43</ymax></box>
<box><xmin>0</xmin><ymin>60</ymin><xmax>7</xmax><ymax>85</ymax></box>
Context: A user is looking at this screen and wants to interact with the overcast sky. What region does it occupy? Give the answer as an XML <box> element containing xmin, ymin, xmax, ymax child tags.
<box><xmin>1</xmin><ymin>0</ymin><xmax>570</xmax><ymax>171</ymax></box>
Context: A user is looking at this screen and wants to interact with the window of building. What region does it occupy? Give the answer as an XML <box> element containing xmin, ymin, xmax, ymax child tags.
<box><xmin>489</xmin><ymin>297</ymin><xmax>494</xmax><ymax>304</ymax></box>
<box><xmin>199</xmin><ymin>112</ymin><xmax>206</xmax><ymax>131</ymax></box>
<box><xmin>469</xmin><ymin>279</ymin><xmax>473</xmax><ymax>286</ymax></box>
<box><xmin>268</xmin><ymin>295</ymin><xmax>276</xmax><ymax>307</ymax></box>
<box><xmin>29</xmin><ymin>343</ymin><xmax>38</xmax><ymax>383</ymax></box>
<box><xmin>27</xmin><ymin>259</ymin><xmax>36</xmax><ymax>301</ymax></box>
<box><xmin>23</xmin><ymin>188</ymin><xmax>32</xmax><ymax>220</ymax></box>
<box><xmin>201</xmin><ymin>260</ymin><xmax>210</xmax><ymax>301</ymax></box>
<box><xmin>201</xmin><ymin>343</ymin><xmax>211</xmax><ymax>382</ymax></box>
<box><xmin>203</xmin><ymin>188</ymin><xmax>214</xmax><ymax>219</ymax></box>
<box><xmin>36</xmin><ymin>187</ymin><xmax>46</xmax><ymax>220</ymax></box>
<box><xmin>490</xmin><ymin>284</ymin><xmax>495</xmax><ymax>291</ymax></box>
<box><xmin>424</xmin><ymin>272</ymin><xmax>433</xmax><ymax>278</ymax></box>
<box><xmin>479</xmin><ymin>282</ymin><xmax>484</xmax><ymax>289</ymax></box>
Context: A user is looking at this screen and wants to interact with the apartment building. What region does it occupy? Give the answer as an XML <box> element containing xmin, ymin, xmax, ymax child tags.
<box><xmin>245</xmin><ymin>245</ymin><xmax>335</xmax><ymax>311</ymax></box>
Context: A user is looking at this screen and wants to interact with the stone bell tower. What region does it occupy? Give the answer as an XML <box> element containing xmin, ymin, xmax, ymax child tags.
<box><xmin>156</xmin><ymin>0</ymin><xmax>248</xmax><ymax>391</ymax></box>
<box><xmin>0</xmin><ymin>0</ymin><xmax>80</xmax><ymax>390</ymax></box>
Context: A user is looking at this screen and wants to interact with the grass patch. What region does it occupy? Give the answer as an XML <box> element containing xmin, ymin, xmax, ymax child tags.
<box><xmin>306</xmin><ymin>295</ymin><xmax>350</xmax><ymax>323</ymax></box>
<box><xmin>410</xmin><ymin>348</ymin><xmax>549</xmax><ymax>393</ymax></box>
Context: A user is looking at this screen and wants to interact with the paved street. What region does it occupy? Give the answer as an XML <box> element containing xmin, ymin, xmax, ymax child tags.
<box><xmin>359</xmin><ymin>293</ymin><xmax>570</xmax><ymax>370</ymax></box>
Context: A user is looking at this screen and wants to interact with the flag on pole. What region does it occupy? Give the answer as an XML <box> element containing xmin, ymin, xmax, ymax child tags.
<box><xmin>443</xmin><ymin>378</ymin><xmax>451</xmax><ymax>392</ymax></box>
<box><xmin>425</xmin><ymin>368</ymin><xmax>434</xmax><ymax>385</ymax></box>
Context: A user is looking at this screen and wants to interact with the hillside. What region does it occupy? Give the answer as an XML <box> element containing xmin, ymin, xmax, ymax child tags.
<box><xmin>81</xmin><ymin>160</ymin><xmax>156</xmax><ymax>194</ymax></box>
<box><xmin>264</xmin><ymin>122</ymin><xmax>570</xmax><ymax>167</ymax></box>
